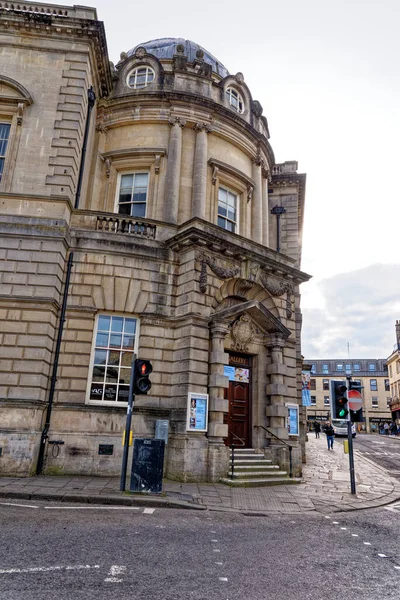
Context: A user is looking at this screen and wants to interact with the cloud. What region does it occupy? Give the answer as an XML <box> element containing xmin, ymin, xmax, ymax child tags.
<box><xmin>301</xmin><ymin>264</ymin><xmax>400</xmax><ymax>359</ymax></box>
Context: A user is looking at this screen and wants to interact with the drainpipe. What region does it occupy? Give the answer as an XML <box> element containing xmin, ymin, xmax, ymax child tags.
<box><xmin>36</xmin><ymin>252</ymin><xmax>74</xmax><ymax>475</ymax></box>
<box><xmin>74</xmin><ymin>86</ymin><xmax>96</xmax><ymax>209</ymax></box>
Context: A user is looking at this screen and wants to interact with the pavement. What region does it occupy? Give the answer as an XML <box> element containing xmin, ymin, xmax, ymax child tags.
<box><xmin>1</xmin><ymin>435</ymin><xmax>400</xmax><ymax>516</ymax></box>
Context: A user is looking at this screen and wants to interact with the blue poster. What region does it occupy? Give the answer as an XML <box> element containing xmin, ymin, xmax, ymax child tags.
<box><xmin>224</xmin><ymin>366</ymin><xmax>235</xmax><ymax>381</ymax></box>
<box><xmin>287</xmin><ymin>406</ymin><xmax>299</xmax><ymax>436</ymax></box>
<box><xmin>302</xmin><ymin>371</ymin><xmax>311</xmax><ymax>406</ymax></box>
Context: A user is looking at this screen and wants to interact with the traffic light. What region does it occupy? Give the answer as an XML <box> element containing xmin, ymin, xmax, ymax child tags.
<box><xmin>330</xmin><ymin>380</ymin><xmax>349</xmax><ymax>420</ymax></box>
<box><xmin>134</xmin><ymin>359</ymin><xmax>152</xmax><ymax>395</ymax></box>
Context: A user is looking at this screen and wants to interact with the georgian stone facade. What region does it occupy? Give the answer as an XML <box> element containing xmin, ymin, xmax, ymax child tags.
<box><xmin>0</xmin><ymin>3</ymin><xmax>310</xmax><ymax>481</ymax></box>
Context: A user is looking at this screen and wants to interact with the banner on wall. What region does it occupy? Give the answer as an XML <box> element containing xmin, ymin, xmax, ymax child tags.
<box><xmin>301</xmin><ymin>370</ymin><xmax>311</xmax><ymax>406</ymax></box>
<box><xmin>287</xmin><ymin>404</ymin><xmax>299</xmax><ymax>436</ymax></box>
<box><xmin>186</xmin><ymin>393</ymin><xmax>209</xmax><ymax>432</ymax></box>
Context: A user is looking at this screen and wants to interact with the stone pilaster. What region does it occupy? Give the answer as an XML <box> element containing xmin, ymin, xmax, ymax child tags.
<box><xmin>265</xmin><ymin>334</ymin><xmax>289</xmax><ymax>441</ymax></box>
<box><xmin>192</xmin><ymin>122</ymin><xmax>212</xmax><ymax>220</ymax></box>
<box><xmin>251</xmin><ymin>159</ymin><xmax>263</xmax><ymax>244</ymax></box>
<box><xmin>262</xmin><ymin>173</ymin><xmax>269</xmax><ymax>247</ymax></box>
<box><xmin>165</xmin><ymin>116</ymin><xmax>186</xmax><ymax>224</ymax></box>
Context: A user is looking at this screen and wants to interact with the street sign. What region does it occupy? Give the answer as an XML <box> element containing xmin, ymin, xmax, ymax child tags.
<box><xmin>348</xmin><ymin>389</ymin><xmax>363</xmax><ymax>412</ymax></box>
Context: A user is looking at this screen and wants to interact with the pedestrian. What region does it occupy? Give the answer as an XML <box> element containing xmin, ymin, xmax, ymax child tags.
<box><xmin>314</xmin><ymin>421</ymin><xmax>321</xmax><ymax>439</ymax></box>
<box><xmin>390</xmin><ymin>422</ymin><xmax>397</xmax><ymax>436</ymax></box>
<box><xmin>325</xmin><ymin>421</ymin><xmax>335</xmax><ymax>450</ymax></box>
<box><xmin>384</xmin><ymin>422</ymin><xmax>389</xmax><ymax>436</ymax></box>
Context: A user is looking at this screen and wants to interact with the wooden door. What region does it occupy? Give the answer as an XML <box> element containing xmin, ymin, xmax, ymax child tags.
<box><xmin>224</xmin><ymin>355</ymin><xmax>251</xmax><ymax>447</ymax></box>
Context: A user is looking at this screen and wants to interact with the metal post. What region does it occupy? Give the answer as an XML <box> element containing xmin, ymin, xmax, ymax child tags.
<box><xmin>289</xmin><ymin>445</ymin><xmax>293</xmax><ymax>478</ymax></box>
<box><xmin>271</xmin><ymin>205</ymin><xmax>286</xmax><ymax>253</ymax></box>
<box><xmin>74</xmin><ymin>86</ymin><xmax>96</xmax><ymax>209</ymax></box>
<box><xmin>230</xmin><ymin>444</ymin><xmax>235</xmax><ymax>479</ymax></box>
<box><xmin>120</xmin><ymin>355</ymin><xmax>136</xmax><ymax>491</ymax></box>
<box><xmin>346</xmin><ymin>375</ymin><xmax>356</xmax><ymax>494</ymax></box>
<box><xmin>347</xmin><ymin>420</ymin><xmax>356</xmax><ymax>494</ymax></box>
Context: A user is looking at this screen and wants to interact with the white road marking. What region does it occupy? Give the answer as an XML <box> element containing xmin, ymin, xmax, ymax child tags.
<box><xmin>340</xmin><ymin>527</ymin><xmax>347</xmax><ymax>530</ymax></box>
<box><xmin>332</xmin><ymin>521</ymin><xmax>339</xmax><ymax>524</ymax></box>
<box><xmin>216</xmin><ymin>562</ymin><xmax>223</xmax><ymax>565</ymax></box>
<box><xmin>364</xmin><ymin>542</ymin><xmax>371</xmax><ymax>546</ymax></box>
<box><xmin>325</xmin><ymin>516</ymin><xmax>331</xmax><ymax>519</ymax></box>
<box><xmin>394</xmin><ymin>566</ymin><xmax>400</xmax><ymax>570</ymax></box>
<box><xmin>104</xmin><ymin>565</ymin><xmax>126</xmax><ymax>583</ymax></box>
<box><xmin>44</xmin><ymin>506</ymin><xmax>140</xmax><ymax>511</ymax></box>
<box><xmin>0</xmin><ymin>564</ymin><xmax>99</xmax><ymax>575</ymax></box>
<box><xmin>213</xmin><ymin>549</ymin><xmax>221</xmax><ymax>553</ymax></box>
<box><xmin>211</xmin><ymin>530</ymin><xmax>216</xmax><ymax>533</ymax></box>
<box><xmin>0</xmin><ymin>502</ymin><xmax>39</xmax><ymax>509</ymax></box>
<box><xmin>219</xmin><ymin>577</ymin><xmax>228</xmax><ymax>581</ymax></box>
<box><xmin>352</xmin><ymin>534</ymin><xmax>359</xmax><ymax>537</ymax></box>
<box><xmin>378</xmin><ymin>554</ymin><xmax>387</xmax><ymax>558</ymax></box>
<box><xmin>211</xmin><ymin>539</ymin><xmax>218</xmax><ymax>542</ymax></box>
<box><xmin>143</xmin><ymin>508</ymin><xmax>155</xmax><ymax>514</ymax></box>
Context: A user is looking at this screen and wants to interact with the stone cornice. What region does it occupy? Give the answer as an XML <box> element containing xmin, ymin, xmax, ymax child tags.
<box><xmin>165</xmin><ymin>218</ymin><xmax>311</xmax><ymax>284</ymax></box>
<box><xmin>0</xmin><ymin>3</ymin><xmax>112</xmax><ymax>97</ymax></box>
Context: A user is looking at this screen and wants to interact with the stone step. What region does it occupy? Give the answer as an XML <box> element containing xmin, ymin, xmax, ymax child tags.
<box><xmin>230</xmin><ymin>453</ymin><xmax>265</xmax><ymax>461</ymax></box>
<box><xmin>230</xmin><ymin>458</ymin><xmax>275</xmax><ymax>468</ymax></box>
<box><xmin>229</xmin><ymin>464</ymin><xmax>279</xmax><ymax>471</ymax></box>
<box><xmin>232</xmin><ymin>470</ymin><xmax>288</xmax><ymax>478</ymax></box>
<box><xmin>220</xmin><ymin>477</ymin><xmax>302</xmax><ymax>488</ymax></box>
<box><xmin>231</xmin><ymin>448</ymin><xmax>257</xmax><ymax>453</ymax></box>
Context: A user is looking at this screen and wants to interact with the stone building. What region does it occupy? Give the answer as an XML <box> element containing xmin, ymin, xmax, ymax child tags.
<box><xmin>305</xmin><ymin>359</ymin><xmax>391</xmax><ymax>433</ymax></box>
<box><xmin>387</xmin><ymin>321</ymin><xmax>400</xmax><ymax>424</ymax></box>
<box><xmin>0</xmin><ymin>2</ymin><xmax>310</xmax><ymax>481</ymax></box>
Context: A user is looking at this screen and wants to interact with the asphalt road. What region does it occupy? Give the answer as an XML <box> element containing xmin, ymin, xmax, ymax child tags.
<box><xmin>351</xmin><ymin>434</ymin><xmax>400</xmax><ymax>479</ymax></box>
<box><xmin>0</xmin><ymin>500</ymin><xmax>399</xmax><ymax>600</ymax></box>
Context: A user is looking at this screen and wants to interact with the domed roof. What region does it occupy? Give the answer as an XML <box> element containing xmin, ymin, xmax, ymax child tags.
<box><xmin>127</xmin><ymin>37</ymin><xmax>229</xmax><ymax>78</ymax></box>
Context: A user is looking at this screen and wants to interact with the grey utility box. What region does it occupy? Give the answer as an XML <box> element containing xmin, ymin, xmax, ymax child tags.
<box><xmin>155</xmin><ymin>419</ymin><xmax>169</xmax><ymax>445</ymax></box>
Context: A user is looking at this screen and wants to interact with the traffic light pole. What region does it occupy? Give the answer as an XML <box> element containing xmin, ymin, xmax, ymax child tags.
<box><xmin>346</xmin><ymin>376</ymin><xmax>356</xmax><ymax>495</ymax></box>
<box><xmin>120</xmin><ymin>355</ymin><xmax>137</xmax><ymax>492</ymax></box>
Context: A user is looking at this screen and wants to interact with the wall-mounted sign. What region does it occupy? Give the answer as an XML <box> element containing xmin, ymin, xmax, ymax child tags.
<box><xmin>301</xmin><ymin>371</ymin><xmax>311</xmax><ymax>406</ymax></box>
<box><xmin>187</xmin><ymin>393</ymin><xmax>209</xmax><ymax>432</ymax></box>
<box><xmin>286</xmin><ymin>403</ymin><xmax>299</xmax><ymax>436</ymax></box>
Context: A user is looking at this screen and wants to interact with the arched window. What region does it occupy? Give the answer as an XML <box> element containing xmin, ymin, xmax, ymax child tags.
<box><xmin>225</xmin><ymin>87</ymin><xmax>244</xmax><ymax>113</ymax></box>
<box><xmin>127</xmin><ymin>66</ymin><xmax>155</xmax><ymax>89</ymax></box>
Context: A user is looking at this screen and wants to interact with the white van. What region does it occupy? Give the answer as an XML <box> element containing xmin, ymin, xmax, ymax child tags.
<box><xmin>332</xmin><ymin>419</ymin><xmax>356</xmax><ymax>438</ymax></box>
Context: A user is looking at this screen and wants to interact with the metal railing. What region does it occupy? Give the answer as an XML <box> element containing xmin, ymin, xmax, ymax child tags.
<box><xmin>254</xmin><ymin>425</ymin><xmax>293</xmax><ymax>478</ymax></box>
<box><xmin>230</xmin><ymin>432</ymin><xmax>245</xmax><ymax>479</ymax></box>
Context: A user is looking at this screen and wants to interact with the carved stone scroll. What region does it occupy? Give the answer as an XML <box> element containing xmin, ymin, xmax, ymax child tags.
<box><xmin>198</xmin><ymin>253</ymin><xmax>240</xmax><ymax>293</ymax></box>
<box><xmin>260</xmin><ymin>272</ymin><xmax>294</xmax><ymax>318</ymax></box>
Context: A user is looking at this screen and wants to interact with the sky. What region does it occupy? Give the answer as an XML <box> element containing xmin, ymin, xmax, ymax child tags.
<box><xmin>57</xmin><ymin>0</ymin><xmax>400</xmax><ymax>358</ymax></box>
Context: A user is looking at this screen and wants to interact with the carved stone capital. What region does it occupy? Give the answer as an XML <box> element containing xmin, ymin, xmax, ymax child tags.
<box><xmin>246</xmin><ymin>183</ymin><xmax>254</xmax><ymax>202</ymax></box>
<box><xmin>212</xmin><ymin>166</ymin><xmax>219</xmax><ymax>185</ymax></box>
<box><xmin>154</xmin><ymin>154</ymin><xmax>161</xmax><ymax>174</ymax></box>
<box><xmin>194</xmin><ymin>122</ymin><xmax>213</xmax><ymax>133</ymax></box>
<box><xmin>265</xmin><ymin>333</ymin><xmax>287</xmax><ymax>349</ymax></box>
<box><xmin>168</xmin><ymin>116</ymin><xmax>186</xmax><ymax>128</ymax></box>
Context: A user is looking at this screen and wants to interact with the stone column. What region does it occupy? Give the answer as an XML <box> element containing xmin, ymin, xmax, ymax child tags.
<box><xmin>192</xmin><ymin>122</ymin><xmax>212</xmax><ymax>220</ymax></box>
<box><xmin>262</xmin><ymin>172</ymin><xmax>269</xmax><ymax>247</ymax></box>
<box><xmin>251</xmin><ymin>159</ymin><xmax>263</xmax><ymax>244</ymax></box>
<box><xmin>165</xmin><ymin>116</ymin><xmax>185</xmax><ymax>224</ymax></box>
<box><xmin>265</xmin><ymin>334</ymin><xmax>289</xmax><ymax>440</ymax></box>
<box><xmin>208</xmin><ymin>322</ymin><xmax>229</xmax><ymax>480</ymax></box>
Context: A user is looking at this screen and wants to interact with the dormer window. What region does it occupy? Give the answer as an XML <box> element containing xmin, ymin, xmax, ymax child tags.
<box><xmin>127</xmin><ymin>66</ymin><xmax>155</xmax><ymax>89</ymax></box>
<box><xmin>225</xmin><ymin>87</ymin><xmax>244</xmax><ymax>113</ymax></box>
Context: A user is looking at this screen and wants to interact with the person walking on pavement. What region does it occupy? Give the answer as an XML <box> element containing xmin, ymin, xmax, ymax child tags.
<box><xmin>325</xmin><ymin>421</ymin><xmax>335</xmax><ymax>450</ymax></box>
<box><xmin>384</xmin><ymin>422</ymin><xmax>389</xmax><ymax>436</ymax></box>
<box><xmin>314</xmin><ymin>421</ymin><xmax>321</xmax><ymax>438</ymax></box>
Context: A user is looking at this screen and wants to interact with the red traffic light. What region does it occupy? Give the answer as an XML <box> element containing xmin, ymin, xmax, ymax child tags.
<box><xmin>134</xmin><ymin>359</ymin><xmax>153</xmax><ymax>395</ymax></box>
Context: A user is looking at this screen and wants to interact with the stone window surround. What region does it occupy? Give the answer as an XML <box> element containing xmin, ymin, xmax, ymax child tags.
<box><xmin>209</xmin><ymin>157</ymin><xmax>254</xmax><ymax>236</ymax></box>
<box><xmin>85</xmin><ymin>312</ymin><xmax>140</xmax><ymax>407</ymax></box>
<box><xmin>0</xmin><ymin>75</ymin><xmax>33</xmax><ymax>192</ymax></box>
<box><xmin>100</xmin><ymin>147</ymin><xmax>166</xmax><ymax>218</ymax></box>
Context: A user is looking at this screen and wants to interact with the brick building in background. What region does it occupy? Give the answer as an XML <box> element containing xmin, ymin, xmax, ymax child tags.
<box><xmin>304</xmin><ymin>359</ymin><xmax>391</xmax><ymax>433</ymax></box>
<box><xmin>0</xmin><ymin>3</ymin><xmax>310</xmax><ymax>480</ymax></box>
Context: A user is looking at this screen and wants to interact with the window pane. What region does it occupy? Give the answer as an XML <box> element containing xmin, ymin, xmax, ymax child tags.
<box><xmin>104</xmin><ymin>385</ymin><xmax>117</xmax><ymax>401</ymax></box>
<box><xmin>135</xmin><ymin>172</ymin><xmax>149</xmax><ymax>187</ymax></box>
<box><xmin>109</xmin><ymin>334</ymin><xmax>122</xmax><ymax>348</ymax></box>
<box><xmin>122</xmin><ymin>335</ymin><xmax>135</xmax><ymax>349</ymax></box>
<box><xmin>147</xmin><ymin>72</ymin><xmax>154</xmax><ymax>82</ymax></box>
<box><xmin>106</xmin><ymin>367</ymin><xmax>119</xmax><ymax>383</ymax></box>
<box><xmin>218</xmin><ymin>204</ymin><xmax>227</xmax><ymax>217</ymax></box>
<box><xmin>121</xmin><ymin>352</ymin><xmax>133</xmax><ymax>368</ymax></box>
<box><xmin>96</xmin><ymin>332</ymin><xmax>109</xmax><ymax>347</ymax></box>
<box><xmin>111</xmin><ymin>316</ymin><xmax>124</xmax><ymax>333</ymax></box>
<box><xmin>98</xmin><ymin>315</ymin><xmax>111</xmax><ymax>331</ymax></box>
<box><xmin>92</xmin><ymin>365</ymin><xmax>105</xmax><ymax>381</ymax></box>
<box><xmin>132</xmin><ymin>203</ymin><xmax>146</xmax><ymax>218</ymax></box>
<box><xmin>108</xmin><ymin>350</ymin><xmax>120</xmax><ymax>366</ymax></box>
<box><xmin>90</xmin><ymin>383</ymin><xmax>104</xmax><ymax>400</ymax></box>
<box><xmin>117</xmin><ymin>386</ymin><xmax>130</xmax><ymax>402</ymax></box>
<box><xmin>120</xmin><ymin>174</ymin><xmax>134</xmax><ymax>190</ymax></box>
<box><xmin>218</xmin><ymin>216</ymin><xmax>225</xmax><ymax>228</ymax></box>
<box><xmin>119</xmin><ymin>368</ymin><xmax>131</xmax><ymax>384</ymax></box>
<box><xmin>118</xmin><ymin>203</ymin><xmax>131</xmax><ymax>215</ymax></box>
<box><xmin>124</xmin><ymin>319</ymin><xmax>136</xmax><ymax>335</ymax></box>
<box><xmin>94</xmin><ymin>350</ymin><xmax>107</xmax><ymax>365</ymax></box>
